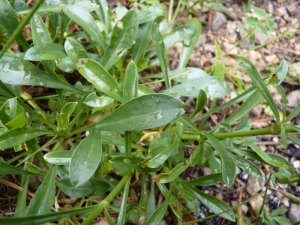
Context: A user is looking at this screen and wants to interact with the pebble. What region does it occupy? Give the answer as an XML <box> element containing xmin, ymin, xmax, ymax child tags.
<box><xmin>211</xmin><ymin>12</ymin><xmax>227</xmax><ymax>31</ymax></box>
<box><xmin>222</xmin><ymin>42</ymin><xmax>238</xmax><ymax>54</ymax></box>
<box><xmin>265</xmin><ymin>54</ymin><xmax>279</xmax><ymax>65</ymax></box>
<box><xmin>277</xmin><ymin>7</ymin><xmax>287</xmax><ymax>16</ymax></box>
<box><xmin>204</xmin><ymin>44</ymin><xmax>215</xmax><ymax>53</ymax></box>
<box><xmin>249</xmin><ymin>196</ymin><xmax>264</xmax><ymax>213</ymax></box>
<box><xmin>286</xmin><ymin>5</ymin><xmax>300</xmax><ymax>16</ymax></box>
<box><xmin>289</xmin><ymin>204</ymin><xmax>300</xmax><ymax>223</ymax></box>
<box><xmin>292</xmin><ymin>160</ymin><xmax>300</xmax><ymax>173</ymax></box>
<box><xmin>246</xmin><ymin>175</ymin><xmax>263</xmax><ymax>196</ymax></box>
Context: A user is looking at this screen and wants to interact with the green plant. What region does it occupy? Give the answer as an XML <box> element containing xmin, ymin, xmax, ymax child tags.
<box><xmin>0</xmin><ymin>0</ymin><xmax>299</xmax><ymax>224</ymax></box>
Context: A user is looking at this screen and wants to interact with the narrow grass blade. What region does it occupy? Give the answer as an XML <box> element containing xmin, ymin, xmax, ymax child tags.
<box><xmin>151</xmin><ymin>16</ymin><xmax>170</xmax><ymax>88</ymax></box>
<box><xmin>123</xmin><ymin>61</ymin><xmax>138</xmax><ymax>103</ymax></box>
<box><xmin>229</xmin><ymin>54</ymin><xmax>280</xmax><ymax>122</ymax></box>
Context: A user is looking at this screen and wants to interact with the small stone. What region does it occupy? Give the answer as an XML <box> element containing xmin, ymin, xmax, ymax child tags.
<box><xmin>247</xmin><ymin>175</ymin><xmax>263</xmax><ymax>196</ymax></box>
<box><xmin>282</xmin><ymin>198</ymin><xmax>290</xmax><ymax>207</ymax></box>
<box><xmin>211</xmin><ymin>12</ymin><xmax>227</xmax><ymax>31</ymax></box>
<box><xmin>277</xmin><ymin>7</ymin><xmax>287</xmax><ymax>16</ymax></box>
<box><xmin>265</xmin><ymin>54</ymin><xmax>279</xmax><ymax>65</ymax></box>
<box><xmin>289</xmin><ymin>204</ymin><xmax>300</xmax><ymax>223</ymax></box>
<box><xmin>227</xmin><ymin>34</ymin><xmax>237</xmax><ymax>44</ymax></box>
<box><xmin>249</xmin><ymin>196</ymin><xmax>264</xmax><ymax>213</ymax></box>
<box><xmin>287</xmin><ymin>90</ymin><xmax>300</xmax><ymax>108</ymax></box>
<box><xmin>248</xmin><ymin>51</ymin><xmax>262</xmax><ymax>63</ymax></box>
<box><xmin>204</xmin><ymin>44</ymin><xmax>216</xmax><ymax>53</ymax></box>
<box><xmin>293</xmin><ymin>160</ymin><xmax>300</xmax><ymax>173</ymax></box>
<box><xmin>222</xmin><ymin>42</ymin><xmax>238</xmax><ymax>54</ymax></box>
<box><xmin>267</xmin><ymin>2</ymin><xmax>274</xmax><ymax>14</ymax></box>
<box><xmin>287</xmin><ymin>5</ymin><xmax>300</xmax><ymax>16</ymax></box>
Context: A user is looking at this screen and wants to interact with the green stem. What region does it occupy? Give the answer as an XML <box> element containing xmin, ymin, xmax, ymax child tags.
<box><xmin>82</xmin><ymin>171</ymin><xmax>133</xmax><ymax>225</ymax></box>
<box><xmin>0</xmin><ymin>0</ymin><xmax>45</xmax><ymax>58</ymax></box>
<box><xmin>181</xmin><ymin>125</ymin><xmax>298</xmax><ymax>141</ymax></box>
<box><xmin>125</xmin><ymin>131</ymin><xmax>132</xmax><ymax>157</ymax></box>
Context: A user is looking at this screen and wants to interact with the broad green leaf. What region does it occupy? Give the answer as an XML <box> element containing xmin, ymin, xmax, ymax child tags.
<box><xmin>64</xmin><ymin>39</ymin><xmax>89</xmax><ymax>66</ymax></box>
<box><xmin>56</xmin><ymin>56</ymin><xmax>75</xmax><ymax>73</ymax></box>
<box><xmin>25</xmin><ymin>166</ymin><xmax>57</xmax><ymax>216</ymax></box>
<box><xmin>179</xmin><ymin>173</ymin><xmax>223</xmax><ymax>186</ymax></box>
<box><xmin>253</xmin><ymin>8</ymin><xmax>269</xmax><ymax>18</ymax></box>
<box><xmin>102</xmin><ymin>9</ymin><xmax>138</xmax><ymax>70</ymax></box>
<box><xmin>78</xmin><ymin>59</ymin><xmax>122</xmax><ymax>101</ymax></box>
<box><xmin>164</xmin><ymin>29</ymin><xmax>190</xmax><ymax>49</ymax></box>
<box><xmin>132</xmin><ymin>22</ymin><xmax>152</xmax><ymax>62</ymax></box>
<box><xmin>204</xmin><ymin>133</ymin><xmax>236</xmax><ymax>187</ymax></box>
<box><xmin>154</xmin><ymin>160</ymin><xmax>190</xmax><ymax>183</ymax></box>
<box><xmin>25</xmin><ymin>43</ymin><xmax>67</xmax><ymax>61</ymax></box>
<box><xmin>0</xmin><ymin>205</ymin><xmax>97</xmax><ymax>225</ymax></box>
<box><xmin>140</xmin><ymin>133</ymin><xmax>179</xmax><ymax>168</ymax></box>
<box><xmin>178</xmin><ymin>18</ymin><xmax>202</xmax><ymax>69</ymax></box>
<box><xmin>56</xmin><ymin>178</ymin><xmax>94</xmax><ymax>198</ymax></box>
<box><xmin>144</xmin><ymin>191</ymin><xmax>171</xmax><ymax>225</ymax></box>
<box><xmin>138</xmin><ymin>4</ymin><xmax>164</xmax><ymax>24</ymax></box>
<box><xmin>267</xmin><ymin>59</ymin><xmax>288</xmax><ymax>85</ymax></box>
<box><xmin>109</xmin><ymin>157</ymin><xmax>159</xmax><ymax>173</ymax></box>
<box><xmin>224</xmin><ymin>88</ymin><xmax>262</xmax><ymax>125</ymax></box>
<box><xmin>191</xmin><ymin>89</ymin><xmax>207</xmax><ymax>117</ymax></box>
<box><xmin>245</xmin><ymin>16</ymin><xmax>259</xmax><ymax>27</ymax></box>
<box><xmin>266</xmin><ymin>17</ymin><xmax>275</xmax><ymax>31</ymax></box>
<box><xmin>0</xmin><ymin>161</ymin><xmax>39</xmax><ymax>176</ymax></box>
<box><xmin>88</xmin><ymin>177</ymin><xmax>110</xmax><ymax>196</ymax></box>
<box><xmin>0</xmin><ymin>128</ymin><xmax>55</xmax><ymax>149</ymax></box>
<box><xmin>229</xmin><ymin>54</ymin><xmax>280</xmax><ymax>122</ymax></box>
<box><xmin>0</xmin><ymin>97</ymin><xmax>26</xmax><ymax>129</ymax></box>
<box><xmin>175</xmin><ymin>183</ymin><xmax>199</xmax><ymax>214</ymax></box>
<box><xmin>246</xmin><ymin>142</ymin><xmax>291</xmax><ymax>168</ymax></box>
<box><xmin>93</xmin><ymin>0</ymin><xmax>109</xmax><ymax>27</ymax></box>
<box><xmin>62</xmin><ymin>4</ymin><xmax>106</xmax><ymax>49</ymax></box>
<box><xmin>122</xmin><ymin>61</ymin><xmax>138</xmax><ymax>103</ymax></box>
<box><xmin>271</xmin><ymin>208</ymin><xmax>288</xmax><ymax>217</ymax></box>
<box><xmin>164</xmin><ymin>76</ymin><xmax>231</xmax><ymax>98</ymax></box>
<box><xmin>84</xmin><ymin>93</ymin><xmax>114</xmax><ymax>108</ymax></box>
<box><xmin>188</xmin><ymin>186</ymin><xmax>236</xmax><ymax>221</ymax></box>
<box><xmin>273</xmin><ymin>217</ymin><xmax>292</xmax><ymax>225</ymax></box>
<box><xmin>0</xmin><ymin>0</ymin><xmax>29</xmax><ymax>50</ymax></box>
<box><xmin>31</xmin><ymin>14</ymin><xmax>52</xmax><ymax>45</ymax></box>
<box><xmin>44</xmin><ymin>150</ymin><xmax>72</xmax><ymax>165</ymax></box>
<box><xmin>70</xmin><ymin>131</ymin><xmax>102</xmax><ymax>187</ymax></box>
<box><xmin>231</xmin><ymin>154</ymin><xmax>262</xmax><ymax>179</ymax></box>
<box><xmin>151</xmin><ymin>16</ymin><xmax>170</xmax><ymax>88</ymax></box>
<box><xmin>0</xmin><ymin>54</ymin><xmax>82</xmax><ymax>93</ymax></box>
<box><xmin>88</xmin><ymin>94</ymin><xmax>185</xmax><ymax>132</ymax></box>
<box><xmin>56</xmin><ymin>102</ymin><xmax>77</xmax><ymax>131</ymax></box>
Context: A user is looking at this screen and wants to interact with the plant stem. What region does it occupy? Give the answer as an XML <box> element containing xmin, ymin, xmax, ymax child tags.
<box><xmin>0</xmin><ymin>0</ymin><xmax>44</xmax><ymax>58</ymax></box>
<box><xmin>82</xmin><ymin>171</ymin><xmax>133</xmax><ymax>225</ymax></box>
<box><xmin>181</xmin><ymin>125</ymin><xmax>298</xmax><ymax>141</ymax></box>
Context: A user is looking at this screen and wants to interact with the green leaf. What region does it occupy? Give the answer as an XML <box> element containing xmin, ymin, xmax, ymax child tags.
<box><xmin>24</xmin><ymin>43</ymin><xmax>67</xmax><ymax>61</ymax></box>
<box><xmin>175</xmin><ymin>183</ymin><xmax>199</xmax><ymax>213</ymax></box>
<box><xmin>83</xmin><ymin>93</ymin><xmax>114</xmax><ymax>108</ymax></box>
<box><xmin>62</xmin><ymin>4</ymin><xmax>106</xmax><ymax>49</ymax></box>
<box><xmin>0</xmin><ymin>128</ymin><xmax>55</xmax><ymax>149</ymax></box>
<box><xmin>109</xmin><ymin>157</ymin><xmax>159</xmax><ymax>173</ymax></box>
<box><xmin>138</xmin><ymin>4</ymin><xmax>164</xmax><ymax>24</ymax></box>
<box><xmin>117</xmin><ymin>179</ymin><xmax>130</xmax><ymax>225</ymax></box>
<box><xmin>132</xmin><ymin>22</ymin><xmax>152</xmax><ymax>62</ymax></box>
<box><xmin>31</xmin><ymin>14</ymin><xmax>52</xmax><ymax>45</ymax></box>
<box><xmin>101</xmin><ymin>9</ymin><xmax>138</xmax><ymax>70</ymax></box>
<box><xmin>179</xmin><ymin>173</ymin><xmax>223</xmax><ymax>186</ymax></box>
<box><xmin>164</xmin><ymin>29</ymin><xmax>190</xmax><ymax>49</ymax></box>
<box><xmin>64</xmin><ymin>39</ymin><xmax>89</xmax><ymax>66</ymax></box>
<box><xmin>122</xmin><ymin>61</ymin><xmax>138</xmax><ymax>103</ymax></box>
<box><xmin>178</xmin><ymin>18</ymin><xmax>202</xmax><ymax>69</ymax></box>
<box><xmin>204</xmin><ymin>133</ymin><xmax>236</xmax><ymax>187</ymax></box>
<box><xmin>253</xmin><ymin>8</ymin><xmax>269</xmax><ymax>18</ymax></box>
<box><xmin>25</xmin><ymin>162</ymin><xmax>47</xmax><ymax>176</ymax></box>
<box><xmin>88</xmin><ymin>177</ymin><xmax>110</xmax><ymax>196</ymax></box>
<box><xmin>56</xmin><ymin>102</ymin><xmax>77</xmax><ymax>131</ymax></box>
<box><xmin>25</xmin><ymin>166</ymin><xmax>57</xmax><ymax>216</ymax></box>
<box><xmin>0</xmin><ymin>54</ymin><xmax>82</xmax><ymax>93</ymax></box>
<box><xmin>154</xmin><ymin>160</ymin><xmax>190</xmax><ymax>183</ymax></box>
<box><xmin>188</xmin><ymin>186</ymin><xmax>236</xmax><ymax>221</ymax></box>
<box><xmin>229</xmin><ymin>54</ymin><xmax>280</xmax><ymax>122</ymax></box>
<box><xmin>0</xmin><ymin>0</ymin><xmax>29</xmax><ymax>50</ymax></box>
<box><xmin>140</xmin><ymin>133</ymin><xmax>179</xmax><ymax>168</ymax></box>
<box><xmin>245</xmin><ymin>16</ymin><xmax>260</xmax><ymax>26</ymax></box>
<box><xmin>144</xmin><ymin>191</ymin><xmax>171</xmax><ymax>225</ymax></box>
<box><xmin>56</xmin><ymin>178</ymin><xmax>94</xmax><ymax>198</ymax></box>
<box><xmin>224</xmin><ymin>88</ymin><xmax>262</xmax><ymax>125</ymax></box>
<box><xmin>231</xmin><ymin>154</ymin><xmax>262</xmax><ymax>179</ymax></box>
<box><xmin>268</xmin><ymin>59</ymin><xmax>288</xmax><ymax>86</ymax></box>
<box><xmin>88</xmin><ymin>94</ymin><xmax>185</xmax><ymax>132</ymax></box>
<box><xmin>246</xmin><ymin>142</ymin><xmax>291</xmax><ymax>168</ymax></box>
<box><xmin>191</xmin><ymin>89</ymin><xmax>207</xmax><ymax>117</ymax></box>
<box><xmin>78</xmin><ymin>59</ymin><xmax>122</xmax><ymax>102</ymax></box>
<box><xmin>163</xmin><ymin>76</ymin><xmax>231</xmax><ymax>98</ymax></box>
<box><xmin>273</xmin><ymin>217</ymin><xmax>292</xmax><ymax>225</ymax></box>
<box><xmin>44</xmin><ymin>150</ymin><xmax>72</xmax><ymax>165</ymax></box>
<box><xmin>0</xmin><ymin>160</ymin><xmax>39</xmax><ymax>176</ymax></box>
<box><xmin>271</xmin><ymin>208</ymin><xmax>288</xmax><ymax>217</ymax></box>
<box><xmin>151</xmin><ymin>16</ymin><xmax>170</xmax><ymax>88</ymax></box>
<box><xmin>266</xmin><ymin>17</ymin><xmax>275</xmax><ymax>31</ymax></box>
<box><xmin>70</xmin><ymin>130</ymin><xmax>102</xmax><ymax>187</ymax></box>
